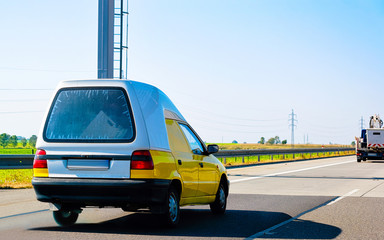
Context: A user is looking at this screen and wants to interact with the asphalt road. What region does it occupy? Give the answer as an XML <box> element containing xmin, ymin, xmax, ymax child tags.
<box><xmin>1</xmin><ymin>155</ymin><xmax>384</xmax><ymax>239</ymax></box>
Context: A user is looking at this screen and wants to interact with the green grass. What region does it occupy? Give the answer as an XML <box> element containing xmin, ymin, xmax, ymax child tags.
<box><xmin>213</xmin><ymin>143</ymin><xmax>351</xmax><ymax>150</ymax></box>
<box><xmin>0</xmin><ymin>169</ymin><xmax>33</xmax><ymax>188</ymax></box>
<box><xmin>0</xmin><ymin>148</ymin><xmax>35</xmax><ymax>154</ymax></box>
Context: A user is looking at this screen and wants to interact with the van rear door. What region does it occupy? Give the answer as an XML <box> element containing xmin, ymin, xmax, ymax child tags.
<box><xmin>42</xmin><ymin>87</ymin><xmax>136</xmax><ymax>179</ymax></box>
<box><xmin>367</xmin><ymin>129</ymin><xmax>384</xmax><ymax>149</ymax></box>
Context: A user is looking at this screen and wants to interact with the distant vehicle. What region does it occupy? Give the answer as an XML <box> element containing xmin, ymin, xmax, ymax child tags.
<box><xmin>356</xmin><ymin>114</ymin><xmax>384</xmax><ymax>162</ymax></box>
<box><xmin>32</xmin><ymin>79</ymin><xmax>229</xmax><ymax>226</ymax></box>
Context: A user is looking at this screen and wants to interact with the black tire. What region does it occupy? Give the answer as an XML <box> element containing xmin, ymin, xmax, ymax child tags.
<box><xmin>53</xmin><ymin>210</ymin><xmax>79</xmax><ymax>227</ymax></box>
<box><xmin>163</xmin><ymin>187</ymin><xmax>180</xmax><ymax>226</ymax></box>
<box><xmin>210</xmin><ymin>182</ymin><xmax>227</xmax><ymax>214</ymax></box>
<box><xmin>357</xmin><ymin>158</ymin><xmax>361</xmax><ymax>162</ymax></box>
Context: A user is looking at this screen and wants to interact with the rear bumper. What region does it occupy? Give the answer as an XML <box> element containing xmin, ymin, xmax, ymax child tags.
<box><xmin>357</xmin><ymin>151</ymin><xmax>384</xmax><ymax>160</ymax></box>
<box><xmin>32</xmin><ymin>177</ymin><xmax>170</xmax><ymax>209</ymax></box>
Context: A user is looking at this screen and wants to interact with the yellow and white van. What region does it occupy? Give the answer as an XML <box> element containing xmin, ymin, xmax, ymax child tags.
<box><xmin>32</xmin><ymin>80</ymin><xmax>229</xmax><ymax>226</ymax></box>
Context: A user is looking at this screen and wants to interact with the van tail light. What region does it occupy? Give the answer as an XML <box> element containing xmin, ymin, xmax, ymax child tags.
<box><xmin>35</xmin><ymin>149</ymin><xmax>46</xmax><ymax>157</ymax></box>
<box><xmin>33</xmin><ymin>149</ymin><xmax>49</xmax><ymax>177</ymax></box>
<box><xmin>131</xmin><ymin>150</ymin><xmax>154</xmax><ymax>170</ymax></box>
<box><xmin>356</xmin><ymin>152</ymin><xmax>362</xmax><ymax>156</ymax></box>
<box><xmin>33</xmin><ymin>159</ymin><xmax>47</xmax><ymax>168</ymax></box>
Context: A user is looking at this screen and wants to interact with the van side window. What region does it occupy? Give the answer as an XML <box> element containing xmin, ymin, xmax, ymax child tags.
<box><xmin>179</xmin><ymin>124</ymin><xmax>204</xmax><ymax>155</ymax></box>
<box><xmin>165</xmin><ymin>119</ymin><xmax>191</xmax><ymax>153</ymax></box>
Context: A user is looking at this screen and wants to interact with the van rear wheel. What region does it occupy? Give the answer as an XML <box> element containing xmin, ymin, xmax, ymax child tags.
<box><xmin>163</xmin><ymin>187</ymin><xmax>180</xmax><ymax>226</ymax></box>
<box><xmin>53</xmin><ymin>210</ymin><xmax>79</xmax><ymax>227</ymax></box>
<box><xmin>210</xmin><ymin>182</ymin><xmax>227</xmax><ymax>214</ymax></box>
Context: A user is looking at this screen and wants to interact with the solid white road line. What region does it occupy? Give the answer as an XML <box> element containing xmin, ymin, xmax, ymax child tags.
<box><xmin>245</xmin><ymin>197</ymin><xmax>338</xmax><ymax>240</ymax></box>
<box><xmin>0</xmin><ymin>209</ymin><xmax>49</xmax><ymax>220</ymax></box>
<box><xmin>231</xmin><ymin>159</ymin><xmax>355</xmax><ymax>183</ymax></box>
<box><xmin>245</xmin><ymin>188</ymin><xmax>360</xmax><ymax>239</ymax></box>
<box><xmin>327</xmin><ymin>189</ymin><xmax>360</xmax><ymax>205</ymax></box>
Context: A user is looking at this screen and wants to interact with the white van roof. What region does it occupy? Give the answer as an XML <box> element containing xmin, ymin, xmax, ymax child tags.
<box><xmin>129</xmin><ymin>80</ymin><xmax>186</xmax><ymax>150</ymax></box>
<box><xmin>43</xmin><ymin>79</ymin><xmax>186</xmax><ymax>151</ymax></box>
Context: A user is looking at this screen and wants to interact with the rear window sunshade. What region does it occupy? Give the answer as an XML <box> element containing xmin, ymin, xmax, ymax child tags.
<box><xmin>44</xmin><ymin>87</ymin><xmax>135</xmax><ymax>142</ymax></box>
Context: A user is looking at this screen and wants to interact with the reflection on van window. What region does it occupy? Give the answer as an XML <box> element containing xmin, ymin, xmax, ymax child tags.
<box><xmin>45</xmin><ymin>88</ymin><xmax>134</xmax><ymax>141</ymax></box>
<box><xmin>179</xmin><ymin>124</ymin><xmax>204</xmax><ymax>154</ymax></box>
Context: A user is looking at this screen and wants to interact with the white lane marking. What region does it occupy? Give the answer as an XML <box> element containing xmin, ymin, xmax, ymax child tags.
<box><xmin>327</xmin><ymin>189</ymin><xmax>360</xmax><ymax>205</ymax></box>
<box><xmin>230</xmin><ymin>159</ymin><xmax>355</xmax><ymax>183</ymax></box>
<box><xmin>245</xmin><ymin>197</ymin><xmax>338</xmax><ymax>240</ymax></box>
<box><xmin>0</xmin><ymin>209</ymin><xmax>49</xmax><ymax>220</ymax></box>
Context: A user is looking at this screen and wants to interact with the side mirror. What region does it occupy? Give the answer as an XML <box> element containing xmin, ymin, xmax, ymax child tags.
<box><xmin>207</xmin><ymin>144</ymin><xmax>219</xmax><ymax>154</ymax></box>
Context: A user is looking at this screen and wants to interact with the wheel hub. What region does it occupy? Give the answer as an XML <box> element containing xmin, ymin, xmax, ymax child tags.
<box><xmin>169</xmin><ymin>194</ymin><xmax>178</xmax><ymax>222</ymax></box>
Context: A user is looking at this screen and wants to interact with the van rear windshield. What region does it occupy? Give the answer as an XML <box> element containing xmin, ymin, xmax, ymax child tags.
<box><xmin>44</xmin><ymin>87</ymin><xmax>135</xmax><ymax>142</ymax></box>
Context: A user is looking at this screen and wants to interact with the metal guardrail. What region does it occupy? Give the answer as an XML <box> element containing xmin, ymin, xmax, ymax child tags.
<box><xmin>0</xmin><ymin>154</ymin><xmax>35</xmax><ymax>169</ymax></box>
<box><xmin>214</xmin><ymin>147</ymin><xmax>355</xmax><ymax>164</ymax></box>
<box><xmin>0</xmin><ymin>147</ymin><xmax>355</xmax><ymax>169</ymax></box>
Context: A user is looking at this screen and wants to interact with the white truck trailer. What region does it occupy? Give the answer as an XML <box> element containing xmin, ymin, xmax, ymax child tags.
<box><xmin>356</xmin><ymin>128</ymin><xmax>384</xmax><ymax>162</ymax></box>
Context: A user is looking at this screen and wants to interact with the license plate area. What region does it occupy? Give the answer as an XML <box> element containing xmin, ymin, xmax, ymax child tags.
<box><xmin>67</xmin><ymin>159</ymin><xmax>110</xmax><ymax>170</ymax></box>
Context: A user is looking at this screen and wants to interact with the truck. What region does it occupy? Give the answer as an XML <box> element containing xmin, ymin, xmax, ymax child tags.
<box><xmin>356</xmin><ymin>115</ymin><xmax>384</xmax><ymax>162</ymax></box>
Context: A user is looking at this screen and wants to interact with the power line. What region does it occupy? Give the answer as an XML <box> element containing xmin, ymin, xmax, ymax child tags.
<box><xmin>0</xmin><ymin>99</ymin><xmax>47</xmax><ymax>102</ymax></box>
<box><xmin>0</xmin><ymin>67</ymin><xmax>94</xmax><ymax>73</ymax></box>
<box><xmin>0</xmin><ymin>111</ymin><xmax>44</xmax><ymax>114</ymax></box>
<box><xmin>189</xmin><ymin>116</ymin><xmax>285</xmax><ymax>129</ymax></box>
<box><xmin>193</xmin><ymin>123</ymin><xmax>287</xmax><ymax>134</ymax></box>
<box><xmin>0</xmin><ymin>88</ymin><xmax>53</xmax><ymax>91</ymax></box>
<box><xmin>360</xmin><ymin>116</ymin><xmax>365</xmax><ymax>130</ymax></box>
<box><xmin>183</xmin><ymin>104</ymin><xmax>286</xmax><ymax>122</ymax></box>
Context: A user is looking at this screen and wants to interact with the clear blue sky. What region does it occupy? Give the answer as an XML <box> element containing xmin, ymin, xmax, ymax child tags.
<box><xmin>0</xmin><ymin>0</ymin><xmax>383</xmax><ymax>144</ymax></box>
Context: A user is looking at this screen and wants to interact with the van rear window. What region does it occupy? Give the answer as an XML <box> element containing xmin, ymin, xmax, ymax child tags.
<box><xmin>44</xmin><ymin>88</ymin><xmax>135</xmax><ymax>142</ymax></box>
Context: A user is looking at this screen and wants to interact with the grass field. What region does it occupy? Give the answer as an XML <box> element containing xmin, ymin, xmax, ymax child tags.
<box><xmin>0</xmin><ymin>148</ymin><xmax>35</xmax><ymax>188</ymax></box>
<box><xmin>214</xmin><ymin>143</ymin><xmax>351</xmax><ymax>150</ymax></box>
<box><xmin>0</xmin><ymin>169</ymin><xmax>33</xmax><ymax>189</ymax></box>
<box><xmin>0</xmin><ymin>148</ymin><xmax>35</xmax><ymax>154</ymax></box>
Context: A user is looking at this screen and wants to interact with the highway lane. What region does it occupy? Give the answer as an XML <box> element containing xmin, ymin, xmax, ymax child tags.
<box><xmin>1</xmin><ymin>155</ymin><xmax>384</xmax><ymax>239</ymax></box>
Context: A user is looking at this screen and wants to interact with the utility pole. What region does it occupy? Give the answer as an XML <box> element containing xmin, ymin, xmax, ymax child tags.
<box><xmin>360</xmin><ymin>116</ymin><xmax>364</xmax><ymax>130</ymax></box>
<box><xmin>289</xmin><ymin>109</ymin><xmax>297</xmax><ymax>148</ymax></box>
<box><xmin>98</xmin><ymin>0</ymin><xmax>114</xmax><ymax>78</ymax></box>
<box><xmin>98</xmin><ymin>0</ymin><xmax>129</xmax><ymax>79</ymax></box>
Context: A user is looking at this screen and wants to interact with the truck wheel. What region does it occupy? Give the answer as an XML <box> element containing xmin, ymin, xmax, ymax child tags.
<box><xmin>53</xmin><ymin>210</ymin><xmax>79</xmax><ymax>227</ymax></box>
<box><xmin>163</xmin><ymin>187</ymin><xmax>180</xmax><ymax>226</ymax></box>
<box><xmin>357</xmin><ymin>158</ymin><xmax>361</xmax><ymax>162</ymax></box>
<box><xmin>210</xmin><ymin>182</ymin><xmax>227</xmax><ymax>214</ymax></box>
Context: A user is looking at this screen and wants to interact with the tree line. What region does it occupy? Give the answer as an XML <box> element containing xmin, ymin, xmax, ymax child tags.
<box><xmin>231</xmin><ymin>136</ymin><xmax>288</xmax><ymax>145</ymax></box>
<box><xmin>0</xmin><ymin>133</ymin><xmax>37</xmax><ymax>148</ymax></box>
<box><xmin>258</xmin><ymin>136</ymin><xmax>287</xmax><ymax>145</ymax></box>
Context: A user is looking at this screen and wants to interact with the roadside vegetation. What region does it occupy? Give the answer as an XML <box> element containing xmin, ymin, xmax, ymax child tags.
<box><xmin>218</xmin><ymin>150</ymin><xmax>355</xmax><ymax>167</ymax></box>
<box><xmin>214</xmin><ymin>141</ymin><xmax>354</xmax><ymax>166</ymax></box>
<box><xmin>0</xmin><ymin>169</ymin><xmax>33</xmax><ymax>189</ymax></box>
<box><xmin>0</xmin><ymin>133</ymin><xmax>37</xmax><ymax>150</ymax></box>
<box><xmin>0</xmin><ymin>132</ymin><xmax>354</xmax><ymax>189</ymax></box>
<box><xmin>0</xmin><ymin>133</ymin><xmax>37</xmax><ymax>188</ymax></box>
<box><xmin>0</xmin><ymin>149</ymin><xmax>35</xmax><ymax>154</ymax></box>
<box><xmin>215</xmin><ymin>143</ymin><xmax>351</xmax><ymax>150</ymax></box>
